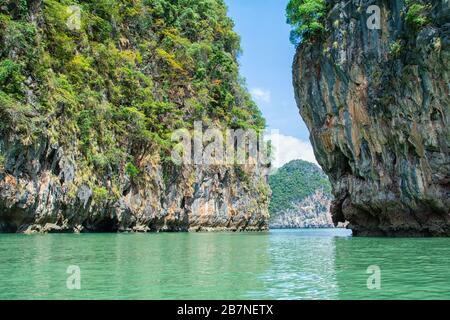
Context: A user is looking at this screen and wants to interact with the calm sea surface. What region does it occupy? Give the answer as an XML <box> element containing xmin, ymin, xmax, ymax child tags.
<box><xmin>0</xmin><ymin>229</ymin><xmax>449</xmax><ymax>300</ymax></box>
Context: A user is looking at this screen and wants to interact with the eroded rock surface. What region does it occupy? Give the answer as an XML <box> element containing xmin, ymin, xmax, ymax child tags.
<box><xmin>293</xmin><ymin>0</ymin><xmax>450</xmax><ymax>236</ymax></box>
<box><xmin>0</xmin><ymin>149</ymin><xmax>269</xmax><ymax>233</ymax></box>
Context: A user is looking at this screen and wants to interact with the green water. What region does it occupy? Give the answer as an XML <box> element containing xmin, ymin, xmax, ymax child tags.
<box><xmin>0</xmin><ymin>229</ymin><xmax>449</xmax><ymax>300</ymax></box>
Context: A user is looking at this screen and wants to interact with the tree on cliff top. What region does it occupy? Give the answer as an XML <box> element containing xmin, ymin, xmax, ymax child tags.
<box><xmin>286</xmin><ymin>0</ymin><xmax>327</xmax><ymax>45</ymax></box>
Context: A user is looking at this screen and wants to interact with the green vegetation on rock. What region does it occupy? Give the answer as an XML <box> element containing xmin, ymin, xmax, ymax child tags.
<box><xmin>405</xmin><ymin>1</ymin><xmax>431</xmax><ymax>30</ymax></box>
<box><xmin>286</xmin><ymin>0</ymin><xmax>327</xmax><ymax>45</ymax></box>
<box><xmin>0</xmin><ymin>153</ymin><xmax>4</xmax><ymax>171</ymax></box>
<box><xmin>0</xmin><ymin>0</ymin><xmax>265</xmax><ymax>194</ymax></box>
<box><xmin>389</xmin><ymin>40</ymin><xmax>403</xmax><ymax>58</ymax></box>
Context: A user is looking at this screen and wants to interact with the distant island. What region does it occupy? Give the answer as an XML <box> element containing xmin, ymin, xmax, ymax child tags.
<box><xmin>269</xmin><ymin>160</ymin><xmax>341</xmax><ymax>229</ymax></box>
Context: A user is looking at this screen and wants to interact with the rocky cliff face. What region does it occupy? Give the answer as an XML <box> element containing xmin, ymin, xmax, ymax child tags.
<box><xmin>0</xmin><ymin>152</ymin><xmax>269</xmax><ymax>233</ymax></box>
<box><xmin>270</xmin><ymin>189</ymin><xmax>334</xmax><ymax>229</ymax></box>
<box><xmin>293</xmin><ymin>0</ymin><xmax>450</xmax><ymax>236</ymax></box>
<box><xmin>0</xmin><ymin>0</ymin><xmax>270</xmax><ymax>233</ymax></box>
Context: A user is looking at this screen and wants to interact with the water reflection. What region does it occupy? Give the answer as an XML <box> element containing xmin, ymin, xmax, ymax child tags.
<box><xmin>1</xmin><ymin>230</ymin><xmax>450</xmax><ymax>299</ymax></box>
<box><xmin>250</xmin><ymin>229</ymin><xmax>350</xmax><ymax>299</ymax></box>
<box><xmin>0</xmin><ymin>233</ymin><xmax>272</xmax><ymax>299</ymax></box>
<box><xmin>333</xmin><ymin>237</ymin><xmax>450</xmax><ymax>299</ymax></box>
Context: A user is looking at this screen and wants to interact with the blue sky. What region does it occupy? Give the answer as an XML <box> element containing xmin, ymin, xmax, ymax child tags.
<box><xmin>225</xmin><ymin>0</ymin><xmax>317</xmax><ymax>165</ymax></box>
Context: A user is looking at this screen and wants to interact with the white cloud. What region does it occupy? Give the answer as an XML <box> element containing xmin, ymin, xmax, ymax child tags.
<box><xmin>265</xmin><ymin>132</ymin><xmax>318</xmax><ymax>168</ymax></box>
<box><xmin>250</xmin><ymin>88</ymin><xmax>271</xmax><ymax>104</ymax></box>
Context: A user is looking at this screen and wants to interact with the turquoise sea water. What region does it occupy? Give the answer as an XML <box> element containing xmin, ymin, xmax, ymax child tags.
<box><xmin>0</xmin><ymin>229</ymin><xmax>449</xmax><ymax>300</ymax></box>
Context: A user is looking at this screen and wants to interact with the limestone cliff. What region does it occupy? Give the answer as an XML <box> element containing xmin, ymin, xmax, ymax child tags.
<box><xmin>293</xmin><ymin>0</ymin><xmax>449</xmax><ymax>236</ymax></box>
<box><xmin>270</xmin><ymin>189</ymin><xmax>335</xmax><ymax>229</ymax></box>
<box><xmin>0</xmin><ymin>0</ymin><xmax>270</xmax><ymax>233</ymax></box>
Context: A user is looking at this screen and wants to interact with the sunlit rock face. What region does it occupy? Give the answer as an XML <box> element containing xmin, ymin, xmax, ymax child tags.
<box><xmin>293</xmin><ymin>0</ymin><xmax>450</xmax><ymax>236</ymax></box>
<box><xmin>0</xmin><ymin>160</ymin><xmax>269</xmax><ymax>233</ymax></box>
<box><xmin>270</xmin><ymin>190</ymin><xmax>334</xmax><ymax>229</ymax></box>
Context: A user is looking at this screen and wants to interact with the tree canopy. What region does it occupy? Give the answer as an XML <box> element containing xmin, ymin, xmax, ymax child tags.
<box><xmin>286</xmin><ymin>0</ymin><xmax>327</xmax><ymax>45</ymax></box>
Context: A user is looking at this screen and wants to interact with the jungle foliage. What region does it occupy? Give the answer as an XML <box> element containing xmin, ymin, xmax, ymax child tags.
<box><xmin>0</xmin><ymin>0</ymin><xmax>265</xmax><ymax>187</ymax></box>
